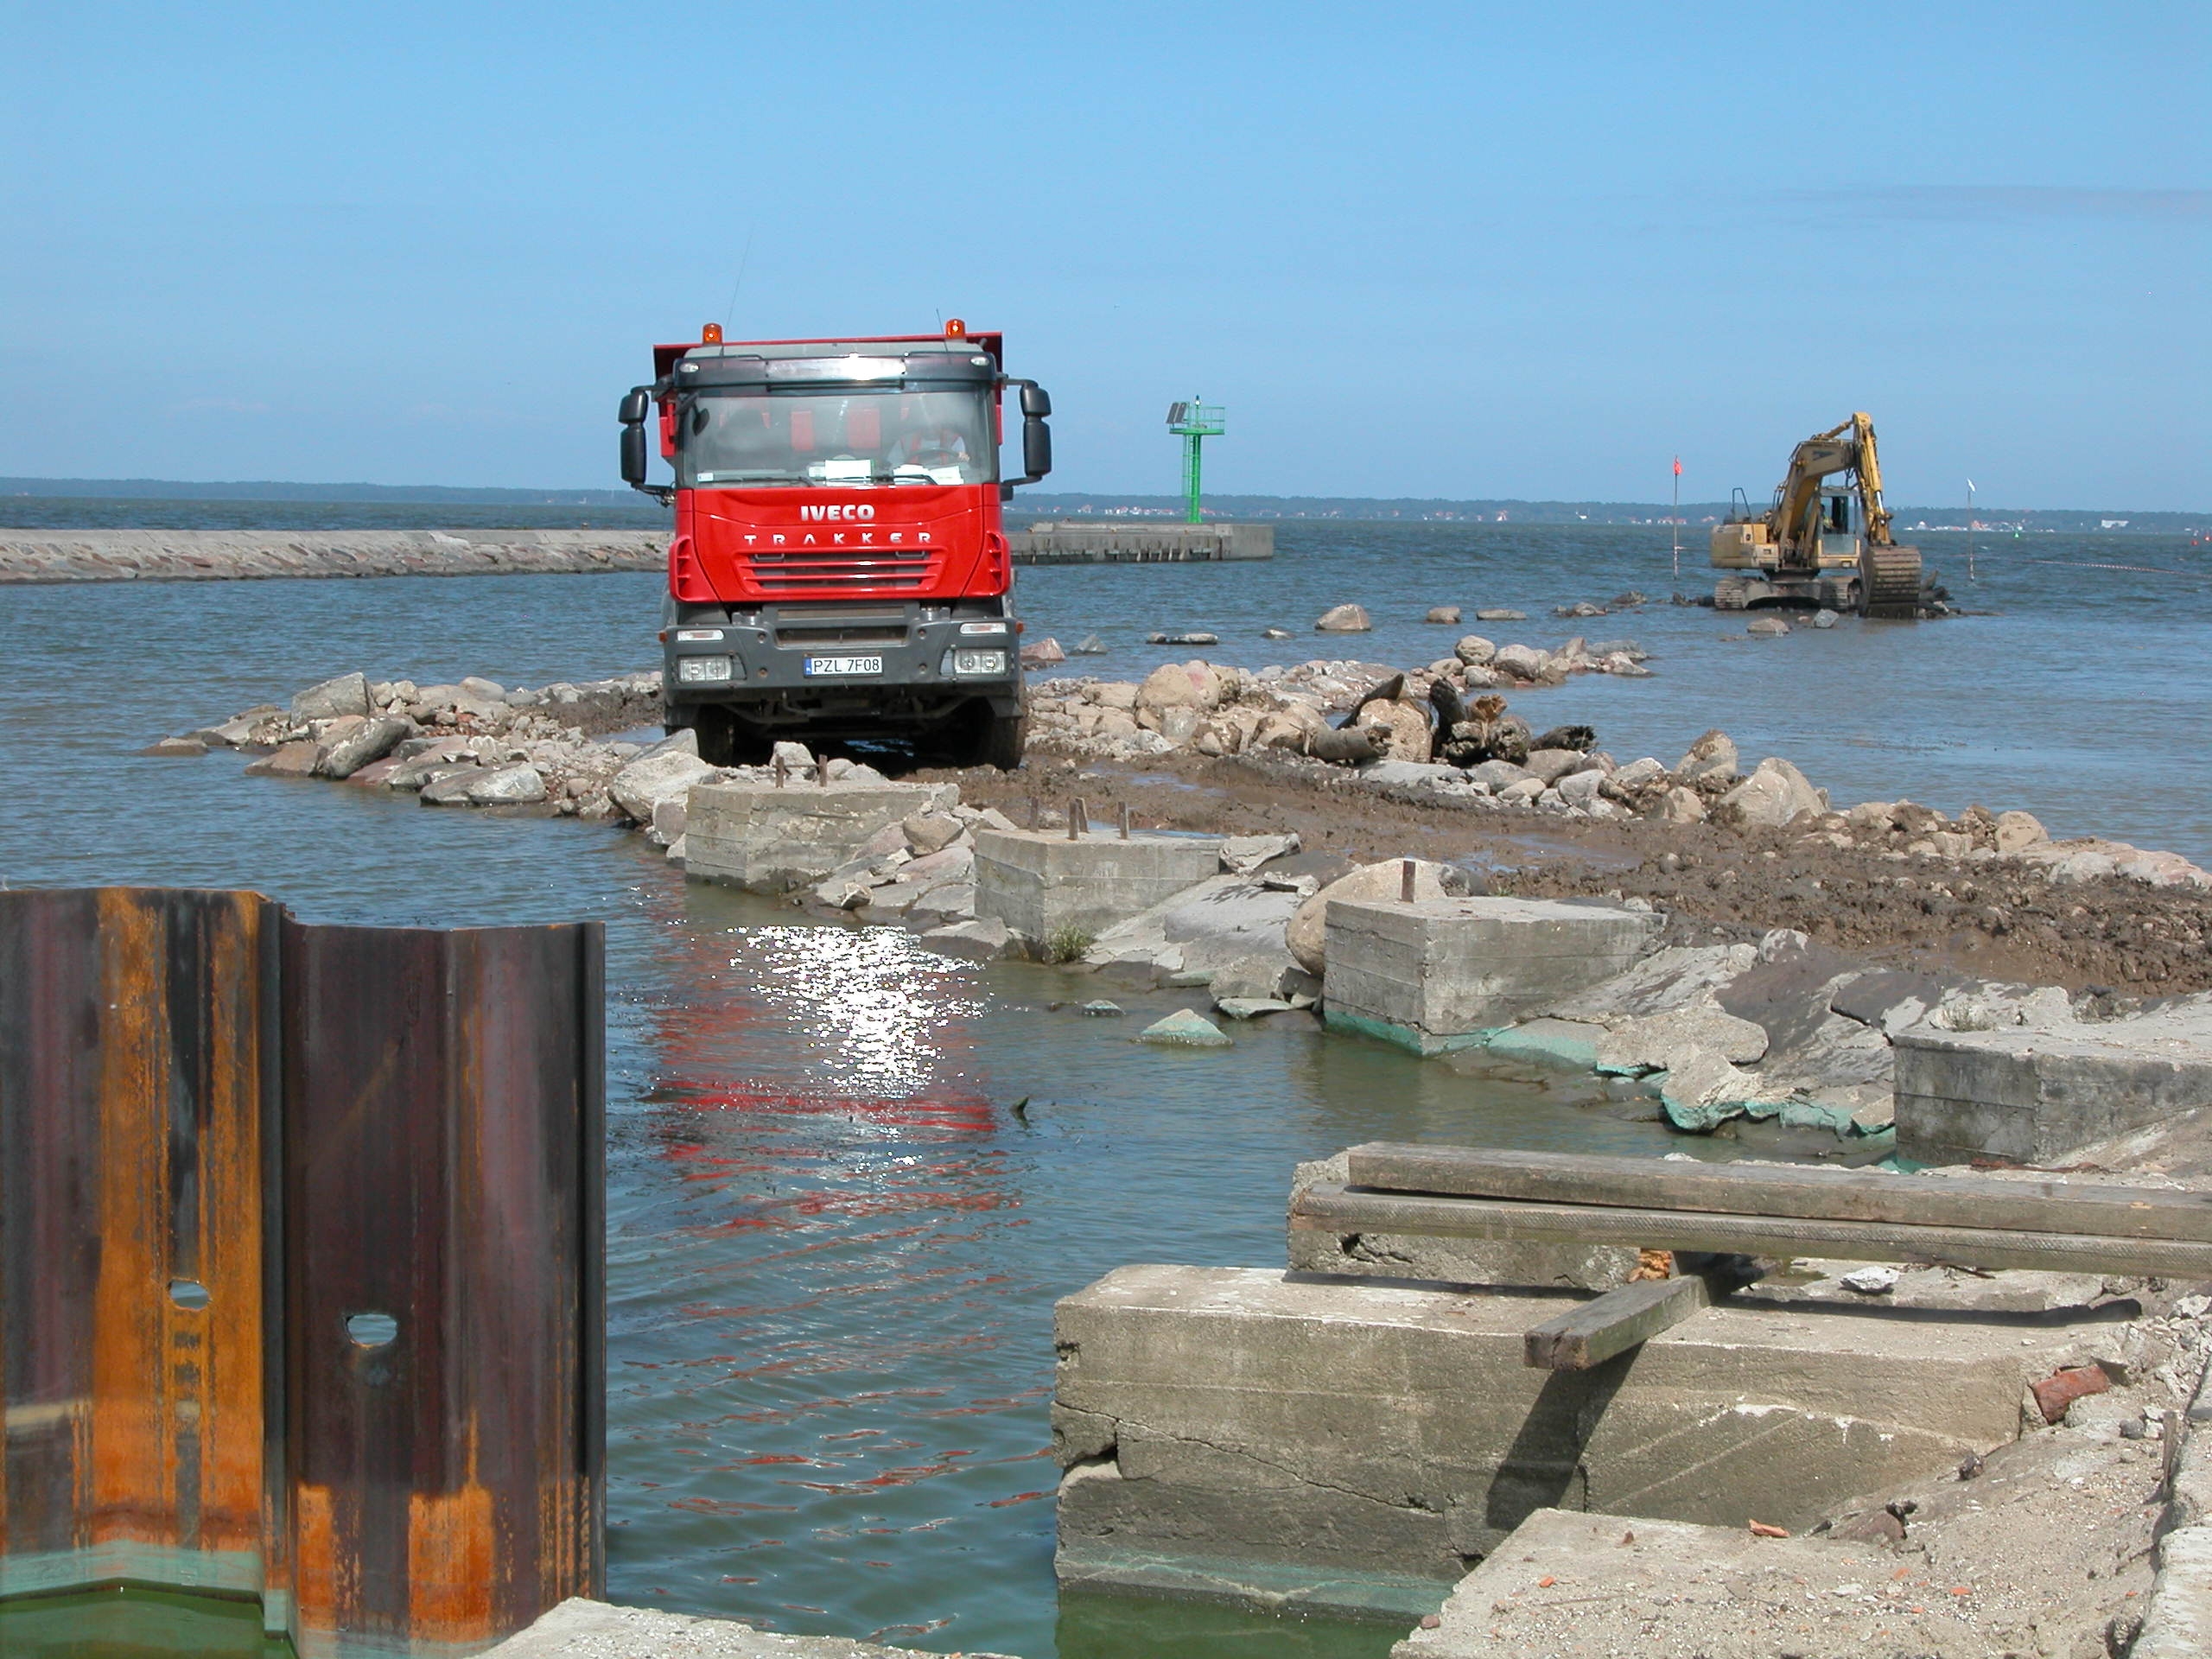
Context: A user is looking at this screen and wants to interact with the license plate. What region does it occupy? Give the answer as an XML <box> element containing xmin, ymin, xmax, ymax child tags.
<box><xmin>804</xmin><ymin>655</ymin><xmax>883</xmax><ymax>677</ymax></box>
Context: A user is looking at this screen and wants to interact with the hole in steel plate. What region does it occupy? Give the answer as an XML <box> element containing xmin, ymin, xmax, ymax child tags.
<box><xmin>346</xmin><ymin>1311</ymin><xmax>400</xmax><ymax>1348</ymax></box>
<box><xmin>168</xmin><ymin>1278</ymin><xmax>211</xmax><ymax>1311</ymax></box>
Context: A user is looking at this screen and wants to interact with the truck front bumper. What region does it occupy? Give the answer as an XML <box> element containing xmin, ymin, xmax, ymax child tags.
<box><xmin>664</xmin><ymin>603</ymin><xmax>1022</xmax><ymax>732</ymax></box>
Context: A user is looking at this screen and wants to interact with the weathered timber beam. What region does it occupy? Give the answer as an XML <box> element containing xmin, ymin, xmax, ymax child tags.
<box><xmin>1344</xmin><ymin>1142</ymin><xmax>2212</xmax><ymax>1243</ymax></box>
<box><xmin>1523</xmin><ymin>1275</ymin><xmax>1709</xmax><ymax>1371</ymax></box>
<box><xmin>1292</xmin><ymin>1184</ymin><xmax>2212</xmax><ymax>1279</ymax></box>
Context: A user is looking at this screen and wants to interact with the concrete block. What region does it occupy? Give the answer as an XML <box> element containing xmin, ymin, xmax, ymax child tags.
<box><xmin>1896</xmin><ymin>1015</ymin><xmax>2212</xmax><ymax>1164</ymax></box>
<box><xmin>973</xmin><ymin>826</ymin><xmax>1223</xmax><ymax>950</ymax></box>
<box><xmin>1054</xmin><ymin>1266</ymin><xmax>2064</xmax><ymax>1613</ymax></box>
<box><xmin>1324</xmin><ymin>897</ymin><xmax>1656</xmax><ymax>1056</ymax></box>
<box><xmin>683</xmin><ymin>778</ymin><xmax>956</xmax><ymax>893</ymax></box>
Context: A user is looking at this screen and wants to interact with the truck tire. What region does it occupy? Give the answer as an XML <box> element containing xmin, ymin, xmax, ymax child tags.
<box><xmin>692</xmin><ymin>705</ymin><xmax>769</xmax><ymax>767</ymax></box>
<box><xmin>970</xmin><ymin>711</ymin><xmax>1027</xmax><ymax>772</ymax></box>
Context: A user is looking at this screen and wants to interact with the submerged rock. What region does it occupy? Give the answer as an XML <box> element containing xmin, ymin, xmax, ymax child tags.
<box><xmin>1313</xmin><ymin>604</ymin><xmax>1372</xmax><ymax>632</ymax></box>
<box><xmin>1139</xmin><ymin>1008</ymin><xmax>1233</xmax><ymax>1047</ymax></box>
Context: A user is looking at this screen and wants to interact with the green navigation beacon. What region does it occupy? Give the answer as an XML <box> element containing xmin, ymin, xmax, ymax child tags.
<box><xmin>1165</xmin><ymin>397</ymin><xmax>1226</xmax><ymax>524</ymax></box>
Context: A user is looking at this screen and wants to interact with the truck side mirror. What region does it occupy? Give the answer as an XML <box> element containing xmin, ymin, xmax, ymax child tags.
<box><xmin>619</xmin><ymin>387</ymin><xmax>652</xmax><ymax>425</ymax></box>
<box><xmin>1020</xmin><ymin>384</ymin><xmax>1051</xmax><ymax>418</ymax></box>
<box><xmin>1021</xmin><ymin>416</ymin><xmax>1052</xmax><ymax>481</ymax></box>
<box><xmin>620</xmin><ymin>423</ymin><xmax>649</xmax><ymax>486</ymax></box>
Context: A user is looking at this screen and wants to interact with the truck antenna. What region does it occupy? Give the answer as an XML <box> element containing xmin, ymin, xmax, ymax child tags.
<box><xmin>722</xmin><ymin>230</ymin><xmax>755</xmax><ymax>334</ymax></box>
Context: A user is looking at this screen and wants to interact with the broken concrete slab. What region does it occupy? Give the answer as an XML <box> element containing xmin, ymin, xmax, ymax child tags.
<box><xmin>1054</xmin><ymin>1265</ymin><xmax>2064</xmax><ymax>1612</ymax></box>
<box><xmin>1897</xmin><ymin>1009</ymin><xmax>2212</xmax><ymax>1164</ymax></box>
<box><xmin>1387</xmin><ymin>1509</ymin><xmax>1927</xmax><ymax>1659</ymax></box>
<box><xmin>973</xmin><ymin>826</ymin><xmax>1224</xmax><ymax>950</ymax></box>
<box><xmin>685</xmin><ymin>778</ymin><xmax>957</xmax><ymax>893</ymax></box>
<box><xmin>1546</xmin><ymin>943</ymin><xmax>1758</xmax><ymax>1024</ymax></box>
<box><xmin>483</xmin><ymin>1597</ymin><xmax>1017</xmax><ymax>1657</ymax></box>
<box><xmin>1325</xmin><ymin>897</ymin><xmax>1657</xmax><ymax>1056</ymax></box>
<box><xmin>1478</xmin><ymin>1017</ymin><xmax>1606</xmax><ymax>1070</ymax></box>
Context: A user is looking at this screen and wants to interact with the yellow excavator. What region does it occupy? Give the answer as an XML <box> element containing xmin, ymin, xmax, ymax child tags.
<box><xmin>1710</xmin><ymin>412</ymin><xmax>1925</xmax><ymax>617</ymax></box>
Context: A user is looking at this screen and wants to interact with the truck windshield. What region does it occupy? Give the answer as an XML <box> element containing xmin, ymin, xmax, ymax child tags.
<box><xmin>678</xmin><ymin>389</ymin><xmax>995</xmax><ymax>489</ymax></box>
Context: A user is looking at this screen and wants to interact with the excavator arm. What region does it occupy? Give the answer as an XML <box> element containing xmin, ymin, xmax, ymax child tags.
<box><xmin>1848</xmin><ymin>411</ymin><xmax>1897</xmax><ymax>548</ymax></box>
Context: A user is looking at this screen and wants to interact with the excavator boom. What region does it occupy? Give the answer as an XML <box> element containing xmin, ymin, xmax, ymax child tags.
<box><xmin>1712</xmin><ymin>410</ymin><xmax>1923</xmax><ymax>618</ymax></box>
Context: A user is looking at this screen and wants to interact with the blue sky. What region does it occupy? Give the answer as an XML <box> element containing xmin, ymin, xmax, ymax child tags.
<box><xmin>3</xmin><ymin>3</ymin><xmax>2204</xmax><ymax>507</ymax></box>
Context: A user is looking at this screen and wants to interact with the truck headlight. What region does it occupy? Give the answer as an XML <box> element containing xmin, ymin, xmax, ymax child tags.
<box><xmin>943</xmin><ymin>648</ymin><xmax>1007</xmax><ymax>677</ymax></box>
<box><xmin>677</xmin><ymin>655</ymin><xmax>734</xmax><ymax>683</ymax></box>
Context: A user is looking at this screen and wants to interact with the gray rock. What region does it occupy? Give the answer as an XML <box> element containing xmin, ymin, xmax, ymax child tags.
<box><xmin>903</xmin><ymin>811</ymin><xmax>964</xmax><ymax>855</ymax></box>
<box><xmin>465</xmin><ymin>764</ymin><xmax>548</xmax><ymax>805</ymax></box>
<box><xmin>1746</xmin><ymin>616</ymin><xmax>1791</xmax><ymax>637</ymax></box>
<box><xmin>141</xmin><ymin>736</ymin><xmax>207</xmax><ymax>757</ymax></box>
<box><xmin>1811</xmin><ymin>609</ymin><xmax>1840</xmax><ymax>629</ymax></box>
<box><xmin>1673</xmin><ymin>729</ymin><xmax>1738</xmax><ymax>788</ymax></box>
<box><xmin>1080</xmin><ymin>1000</ymin><xmax>1124</xmax><ymax>1016</ymax></box>
<box><xmin>316</xmin><ymin>715</ymin><xmax>411</xmax><ymax>779</ymax></box>
<box><xmin>291</xmin><ymin>672</ymin><xmax>370</xmax><ymax>721</ymax></box>
<box><xmin>1658</xmin><ymin>785</ymin><xmax>1707</xmax><ymax>823</ymax></box>
<box><xmin>1596</xmin><ymin>999</ymin><xmax>1771</xmax><ymax>1074</ymax></box>
<box><xmin>1214</xmin><ymin>997</ymin><xmax>1294</xmax><ymax>1020</ymax></box>
<box><xmin>1219</xmin><ymin>833</ymin><xmax>1300</xmax><ymax>875</ymax></box>
<box><xmin>1491</xmin><ymin>643</ymin><xmax>1551</xmax><ymax>680</ymax></box>
<box><xmin>1470</xmin><ymin>760</ymin><xmax>1532</xmax><ymax>791</ymax></box>
<box><xmin>1208</xmin><ymin>951</ymin><xmax>1305</xmax><ymax>1001</ymax></box>
<box><xmin>243</xmin><ymin>741</ymin><xmax>321</xmax><ymax>778</ymax></box>
<box><xmin>609</xmin><ymin>748</ymin><xmax>716</xmax><ymax>823</ymax></box>
<box><xmin>1452</xmin><ymin>634</ymin><xmax>1497</xmax><ymax>666</ymax></box>
<box><xmin>1719</xmin><ymin>756</ymin><xmax>1825</xmax><ymax>828</ymax></box>
<box><xmin>770</xmin><ymin>739</ymin><xmax>813</xmax><ymax>771</ymax></box>
<box><xmin>917</xmin><ymin>918</ymin><xmax>1012</xmax><ymax>962</ymax></box>
<box><xmin>1498</xmin><ymin>776</ymin><xmax>1546</xmax><ymax>805</ymax></box>
<box><xmin>1313</xmin><ymin>603</ymin><xmax>1371</xmax><ymax>632</ymax></box>
<box><xmin>1475</xmin><ymin>607</ymin><xmax>1526</xmax><ymax>621</ymax></box>
<box><xmin>1139</xmin><ymin>1009</ymin><xmax>1233</xmax><ymax>1047</ymax></box>
<box><xmin>1262</xmin><ymin>626</ymin><xmax>1294</xmax><ymax>639</ymax></box>
<box><xmin>907</xmin><ymin>882</ymin><xmax>976</xmax><ymax>930</ymax></box>
<box><xmin>1424</xmin><ymin>606</ymin><xmax>1461</xmax><ymax>624</ymax></box>
<box><xmin>1522</xmin><ymin>748</ymin><xmax>1589</xmax><ymax>785</ymax></box>
<box><xmin>1556</xmin><ymin>769</ymin><xmax>1605</xmax><ymax>807</ymax></box>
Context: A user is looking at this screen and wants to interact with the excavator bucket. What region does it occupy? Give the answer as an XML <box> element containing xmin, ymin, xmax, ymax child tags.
<box><xmin>1859</xmin><ymin>543</ymin><xmax>1923</xmax><ymax>619</ymax></box>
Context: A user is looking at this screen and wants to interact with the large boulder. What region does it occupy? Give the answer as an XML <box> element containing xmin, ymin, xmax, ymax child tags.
<box><xmin>1285</xmin><ymin>858</ymin><xmax>1455</xmax><ymax>975</ymax></box>
<box><xmin>1314</xmin><ymin>604</ymin><xmax>1371</xmax><ymax>632</ymax></box>
<box><xmin>1719</xmin><ymin>756</ymin><xmax>1825</xmax><ymax>829</ymax></box>
<box><xmin>1135</xmin><ymin>661</ymin><xmax>1223</xmax><ymax>716</ymax></box>
<box><xmin>610</xmin><ymin>742</ymin><xmax>716</xmax><ymax>823</ymax></box>
<box><xmin>465</xmin><ymin>764</ymin><xmax>549</xmax><ymax>805</ymax></box>
<box><xmin>1491</xmin><ymin>643</ymin><xmax>1551</xmax><ymax>681</ymax></box>
<box><xmin>1596</xmin><ymin>999</ymin><xmax>1770</xmax><ymax>1074</ymax></box>
<box><xmin>1452</xmin><ymin>634</ymin><xmax>1497</xmax><ymax>666</ymax></box>
<box><xmin>291</xmin><ymin>672</ymin><xmax>370</xmax><ymax>721</ymax></box>
<box><xmin>1674</xmin><ymin>729</ymin><xmax>1738</xmax><ymax>789</ymax></box>
<box><xmin>315</xmin><ymin>715</ymin><xmax>412</xmax><ymax>779</ymax></box>
<box><xmin>1996</xmin><ymin>810</ymin><xmax>2049</xmax><ymax>854</ymax></box>
<box><xmin>1356</xmin><ymin>700</ymin><xmax>1432</xmax><ymax>763</ymax></box>
<box><xmin>1425</xmin><ymin>606</ymin><xmax>1461</xmax><ymax>625</ymax></box>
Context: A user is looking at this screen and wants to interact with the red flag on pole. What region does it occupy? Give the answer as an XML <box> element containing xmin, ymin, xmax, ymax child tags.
<box><xmin>1673</xmin><ymin>456</ymin><xmax>1682</xmax><ymax>476</ymax></box>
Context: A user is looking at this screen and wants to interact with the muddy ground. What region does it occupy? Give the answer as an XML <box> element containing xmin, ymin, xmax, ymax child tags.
<box><xmin>922</xmin><ymin>746</ymin><xmax>2212</xmax><ymax>999</ymax></box>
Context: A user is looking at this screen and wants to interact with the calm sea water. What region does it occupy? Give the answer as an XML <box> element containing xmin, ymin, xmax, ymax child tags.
<box><xmin>1</xmin><ymin>508</ymin><xmax>2207</xmax><ymax>1656</ymax></box>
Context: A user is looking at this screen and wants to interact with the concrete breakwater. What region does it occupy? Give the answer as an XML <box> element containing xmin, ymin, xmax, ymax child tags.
<box><xmin>1009</xmin><ymin>521</ymin><xmax>1274</xmax><ymax>563</ymax></box>
<box><xmin>0</xmin><ymin>527</ymin><xmax>664</xmax><ymax>582</ymax></box>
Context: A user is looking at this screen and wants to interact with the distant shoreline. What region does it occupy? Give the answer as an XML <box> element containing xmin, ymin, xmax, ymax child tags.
<box><xmin>4</xmin><ymin>479</ymin><xmax>2202</xmax><ymax>535</ymax></box>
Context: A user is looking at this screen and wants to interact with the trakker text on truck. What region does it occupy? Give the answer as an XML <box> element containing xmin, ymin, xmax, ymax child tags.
<box><xmin>619</xmin><ymin>320</ymin><xmax>1052</xmax><ymax>768</ymax></box>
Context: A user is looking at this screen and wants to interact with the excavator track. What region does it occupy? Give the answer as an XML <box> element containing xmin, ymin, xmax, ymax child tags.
<box><xmin>1859</xmin><ymin>543</ymin><xmax>1923</xmax><ymax>619</ymax></box>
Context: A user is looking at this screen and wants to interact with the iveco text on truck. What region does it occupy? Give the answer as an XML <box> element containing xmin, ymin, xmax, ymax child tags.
<box><xmin>619</xmin><ymin>321</ymin><xmax>1052</xmax><ymax>767</ymax></box>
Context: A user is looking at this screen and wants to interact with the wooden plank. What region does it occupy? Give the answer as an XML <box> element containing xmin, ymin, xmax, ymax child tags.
<box><xmin>1523</xmin><ymin>1276</ymin><xmax>1708</xmax><ymax>1371</ymax></box>
<box><xmin>1291</xmin><ymin>1184</ymin><xmax>2212</xmax><ymax>1279</ymax></box>
<box><xmin>1344</xmin><ymin>1141</ymin><xmax>2212</xmax><ymax>1244</ymax></box>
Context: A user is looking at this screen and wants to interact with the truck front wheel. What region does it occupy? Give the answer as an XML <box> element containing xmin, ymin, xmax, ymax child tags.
<box><xmin>692</xmin><ymin>704</ymin><xmax>769</xmax><ymax>767</ymax></box>
<box><xmin>964</xmin><ymin>710</ymin><xmax>1027</xmax><ymax>772</ymax></box>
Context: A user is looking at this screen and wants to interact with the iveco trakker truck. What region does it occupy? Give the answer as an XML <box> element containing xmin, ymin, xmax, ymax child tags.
<box><xmin>619</xmin><ymin>321</ymin><xmax>1052</xmax><ymax>768</ymax></box>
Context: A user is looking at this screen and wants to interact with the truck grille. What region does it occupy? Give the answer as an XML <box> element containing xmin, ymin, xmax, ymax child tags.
<box><xmin>745</xmin><ymin>547</ymin><xmax>938</xmax><ymax>593</ymax></box>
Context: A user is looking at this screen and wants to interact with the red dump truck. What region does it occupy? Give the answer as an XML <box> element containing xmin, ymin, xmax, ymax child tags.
<box><xmin>619</xmin><ymin>321</ymin><xmax>1052</xmax><ymax>768</ymax></box>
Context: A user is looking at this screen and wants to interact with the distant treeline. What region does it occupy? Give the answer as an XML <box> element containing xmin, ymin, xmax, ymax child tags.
<box><xmin>3</xmin><ymin>478</ymin><xmax>2199</xmax><ymax>531</ymax></box>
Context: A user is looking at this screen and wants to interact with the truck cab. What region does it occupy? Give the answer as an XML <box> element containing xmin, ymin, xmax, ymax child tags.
<box><xmin>620</xmin><ymin>322</ymin><xmax>1051</xmax><ymax>768</ymax></box>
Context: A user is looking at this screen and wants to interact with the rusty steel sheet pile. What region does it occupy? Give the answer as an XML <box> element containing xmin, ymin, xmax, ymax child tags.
<box><xmin>0</xmin><ymin>887</ymin><xmax>604</xmax><ymax>1655</ymax></box>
